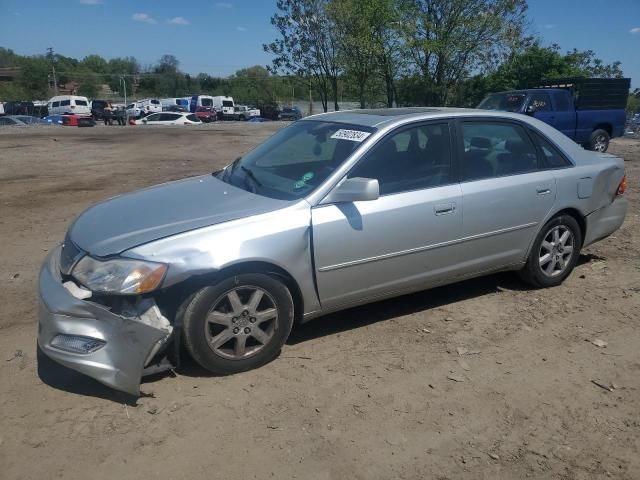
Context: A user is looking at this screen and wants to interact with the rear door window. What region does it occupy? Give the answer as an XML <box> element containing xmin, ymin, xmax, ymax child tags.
<box><xmin>460</xmin><ymin>121</ymin><xmax>538</xmax><ymax>180</ymax></box>
<box><xmin>61</xmin><ymin>100</ymin><xmax>70</xmax><ymax>106</ymax></box>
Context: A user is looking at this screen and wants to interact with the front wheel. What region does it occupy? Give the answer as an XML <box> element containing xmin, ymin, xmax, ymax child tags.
<box><xmin>589</xmin><ymin>129</ymin><xmax>610</xmax><ymax>152</ymax></box>
<box><xmin>182</xmin><ymin>273</ymin><xmax>294</xmax><ymax>374</ymax></box>
<box><xmin>519</xmin><ymin>214</ymin><xmax>582</xmax><ymax>288</ymax></box>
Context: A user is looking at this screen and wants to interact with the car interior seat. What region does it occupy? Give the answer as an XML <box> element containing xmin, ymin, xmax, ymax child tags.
<box><xmin>464</xmin><ymin>137</ymin><xmax>494</xmax><ymax>180</ymax></box>
<box><xmin>496</xmin><ymin>139</ymin><xmax>537</xmax><ymax>176</ymax></box>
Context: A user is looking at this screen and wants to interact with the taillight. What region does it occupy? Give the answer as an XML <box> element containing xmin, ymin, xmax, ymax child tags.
<box><xmin>616</xmin><ymin>175</ymin><xmax>626</xmax><ymax>196</ymax></box>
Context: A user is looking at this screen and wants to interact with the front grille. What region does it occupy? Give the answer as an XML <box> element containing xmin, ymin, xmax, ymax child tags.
<box><xmin>59</xmin><ymin>234</ymin><xmax>84</xmax><ymax>275</ymax></box>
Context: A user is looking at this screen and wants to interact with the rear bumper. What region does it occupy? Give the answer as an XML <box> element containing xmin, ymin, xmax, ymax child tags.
<box><xmin>583</xmin><ymin>196</ymin><xmax>628</xmax><ymax>247</ymax></box>
<box><xmin>37</xmin><ymin>247</ymin><xmax>172</xmax><ymax>396</ymax></box>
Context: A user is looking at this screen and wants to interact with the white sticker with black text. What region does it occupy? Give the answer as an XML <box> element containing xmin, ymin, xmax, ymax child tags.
<box><xmin>330</xmin><ymin>129</ymin><xmax>372</xmax><ymax>142</ymax></box>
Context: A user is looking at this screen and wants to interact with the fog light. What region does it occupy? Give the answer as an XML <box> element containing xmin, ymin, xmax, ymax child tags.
<box><xmin>50</xmin><ymin>334</ymin><xmax>105</xmax><ymax>354</ymax></box>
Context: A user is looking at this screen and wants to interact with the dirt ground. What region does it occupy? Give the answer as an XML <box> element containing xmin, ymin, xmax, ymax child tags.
<box><xmin>0</xmin><ymin>123</ymin><xmax>638</xmax><ymax>480</ymax></box>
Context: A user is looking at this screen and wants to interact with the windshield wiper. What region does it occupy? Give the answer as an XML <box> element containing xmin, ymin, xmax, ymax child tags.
<box><xmin>215</xmin><ymin>157</ymin><xmax>242</xmax><ymax>181</ymax></box>
<box><xmin>240</xmin><ymin>166</ymin><xmax>263</xmax><ymax>188</ymax></box>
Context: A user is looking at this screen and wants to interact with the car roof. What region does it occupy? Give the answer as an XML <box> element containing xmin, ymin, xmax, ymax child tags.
<box><xmin>302</xmin><ymin>107</ymin><xmax>539</xmax><ymax>129</ymax></box>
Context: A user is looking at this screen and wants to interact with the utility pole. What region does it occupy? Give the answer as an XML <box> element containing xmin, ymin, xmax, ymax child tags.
<box><xmin>121</xmin><ymin>75</ymin><xmax>128</xmax><ymax>125</ymax></box>
<box><xmin>46</xmin><ymin>47</ymin><xmax>58</xmax><ymax>95</ymax></box>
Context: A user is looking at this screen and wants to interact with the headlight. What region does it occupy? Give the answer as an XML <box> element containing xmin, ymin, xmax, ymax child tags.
<box><xmin>72</xmin><ymin>256</ymin><xmax>168</xmax><ymax>295</ymax></box>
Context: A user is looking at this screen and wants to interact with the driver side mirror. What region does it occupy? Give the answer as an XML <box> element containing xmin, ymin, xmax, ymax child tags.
<box><xmin>322</xmin><ymin>177</ymin><xmax>379</xmax><ymax>204</ymax></box>
<box><xmin>526</xmin><ymin>104</ymin><xmax>537</xmax><ymax>115</ymax></box>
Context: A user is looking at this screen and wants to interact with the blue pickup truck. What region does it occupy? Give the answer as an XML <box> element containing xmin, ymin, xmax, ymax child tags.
<box><xmin>478</xmin><ymin>78</ymin><xmax>630</xmax><ymax>152</ymax></box>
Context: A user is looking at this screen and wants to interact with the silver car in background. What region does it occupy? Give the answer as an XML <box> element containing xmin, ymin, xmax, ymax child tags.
<box><xmin>38</xmin><ymin>108</ymin><xmax>627</xmax><ymax>395</ymax></box>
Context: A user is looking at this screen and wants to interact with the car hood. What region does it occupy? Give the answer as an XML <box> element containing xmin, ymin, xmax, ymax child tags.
<box><xmin>68</xmin><ymin>175</ymin><xmax>290</xmax><ymax>257</ymax></box>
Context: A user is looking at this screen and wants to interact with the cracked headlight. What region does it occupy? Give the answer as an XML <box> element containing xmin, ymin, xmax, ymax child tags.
<box><xmin>72</xmin><ymin>256</ymin><xmax>168</xmax><ymax>295</ymax></box>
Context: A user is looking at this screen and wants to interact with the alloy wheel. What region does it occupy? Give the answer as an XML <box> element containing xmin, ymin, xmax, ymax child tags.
<box><xmin>204</xmin><ymin>286</ymin><xmax>278</xmax><ymax>360</ymax></box>
<box><xmin>593</xmin><ymin>134</ymin><xmax>607</xmax><ymax>152</ymax></box>
<box><xmin>538</xmin><ymin>225</ymin><xmax>575</xmax><ymax>278</ymax></box>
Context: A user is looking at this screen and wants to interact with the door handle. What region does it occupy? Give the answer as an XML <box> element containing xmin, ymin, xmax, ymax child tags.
<box><xmin>536</xmin><ymin>187</ymin><xmax>551</xmax><ymax>195</ymax></box>
<box><xmin>434</xmin><ymin>202</ymin><xmax>456</xmax><ymax>215</ymax></box>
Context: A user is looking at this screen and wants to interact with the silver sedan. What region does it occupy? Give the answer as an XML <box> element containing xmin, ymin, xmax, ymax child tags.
<box><xmin>38</xmin><ymin>108</ymin><xmax>627</xmax><ymax>395</ymax></box>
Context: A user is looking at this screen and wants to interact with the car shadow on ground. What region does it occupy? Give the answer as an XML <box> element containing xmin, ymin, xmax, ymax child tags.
<box><xmin>36</xmin><ymin>345</ymin><xmax>140</xmax><ymax>406</ymax></box>
<box><xmin>37</xmin><ymin>254</ymin><xmax>600</xmax><ymax>402</ymax></box>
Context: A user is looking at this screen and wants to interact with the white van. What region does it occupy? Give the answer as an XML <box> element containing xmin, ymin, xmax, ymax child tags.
<box><xmin>212</xmin><ymin>96</ymin><xmax>234</xmax><ymax>118</ymax></box>
<box><xmin>187</xmin><ymin>95</ymin><xmax>216</xmax><ymax>111</ymax></box>
<box><xmin>47</xmin><ymin>95</ymin><xmax>91</xmax><ymax>116</ymax></box>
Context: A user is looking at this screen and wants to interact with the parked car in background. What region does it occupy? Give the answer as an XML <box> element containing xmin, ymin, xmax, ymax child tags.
<box><xmin>0</xmin><ymin>102</ymin><xmax>4</xmax><ymax>116</ymax></box>
<box><xmin>257</xmin><ymin>103</ymin><xmax>281</xmax><ymax>120</ymax></box>
<box><xmin>37</xmin><ymin>107</ymin><xmax>627</xmax><ymax>395</ymax></box>
<box><xmin>279</xmin><ymin>106</ymin><xmax>303</xmax><ymax>121</ymax></box>
<box><xmin>161</xmin><ymin>97</ymin><xmax>189</xmax><ymax>111</ymax></box>
<box><xmin>47</xmin><ymin>95</ymin><xmax>91</xmax><ymax>116</ymax></box>
<box><xmin>134</xmin><ymin>112</ymin><xmax>201</xmax><ymax>125</ymax></box>
<box><xmin>195</xmin><ymin>106</ymin><xmax>217</xmax><ymax>123</ymax></box>
<box><xmin>233</xmin><ymin>105</ymin><xmax>260</xmax><ymax>121</ymax></box>
<box><xmin>0</xmin><ymin>115</ymin><xmax>49</xmax><ymax>126</ymax></box>
<box><xmin>477</xmin><ymin>77</ymin><xmax>631</xmax><ymax>152</ymax></box>
<box><xmin>126</xmin><ymin>99</ymin><xmax>162</xmax><ymax>119</ymax></box>
<box><xmin>42</xmin><ymin>114</ymin><xmax>95</xmax><ymax>127</ymax></box>
<box><xmin>165</xmin><ymin>105</ymin><xmax>189</xmax><ymax>113</ymax></box>
<box><xmin>3</xmin><ymin>101</ymin><xmax>36</xmax><ymax>116</ymax></box>
<box><xmin>90</xmin><ymin>100</ymin><xmax>111</xmax><ymax>120</ymax></box>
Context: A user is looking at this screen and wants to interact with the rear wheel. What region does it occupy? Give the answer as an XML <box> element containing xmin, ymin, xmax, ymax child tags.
<box><xmin>589</xmin><ymin>129</ymin><xmax>610</xmax><ymax>152</ymax></box>
<box><xmin>182</xmin><ymin>273</ymin><xmax>294</xmax><ymax>374</ymax></box>
<box><xmin>519</xmin><ymin>214</ymin><xmax>582</xmax><ymax>288</ymax></box>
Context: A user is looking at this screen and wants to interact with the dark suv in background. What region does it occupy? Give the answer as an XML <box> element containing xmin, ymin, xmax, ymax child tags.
<box><xmin>279</xmin><ymin>106</ymin><xmax>303</xmax><ymax>121</ymax></box>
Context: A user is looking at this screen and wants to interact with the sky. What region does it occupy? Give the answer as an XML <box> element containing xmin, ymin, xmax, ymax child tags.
<box><xmin>0</xmin><ymin>0</ymin><xmax>638</xmax><ymax>88</ymax></box>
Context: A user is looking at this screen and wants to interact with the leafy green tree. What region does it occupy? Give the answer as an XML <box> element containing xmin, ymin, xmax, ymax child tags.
<box><xmin>264</xmin><ymin>0</ymin><xmax>342</xmax><ymax>112</ymax></box>
<box><xmin>80</xmin><ymin>55</ymin><xmax>108</xmax><ymax>74</ymax></box>
<box><xmin>398</xmin><ymin>0</ymin><xmax>528</xmax><ymax>105</ymax></box>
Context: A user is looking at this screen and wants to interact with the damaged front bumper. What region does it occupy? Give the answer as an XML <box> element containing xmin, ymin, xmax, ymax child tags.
<box><xmin>37</xmin><ymin>246</ymin><xmax>173</xmax><ymax>396</ymax></box>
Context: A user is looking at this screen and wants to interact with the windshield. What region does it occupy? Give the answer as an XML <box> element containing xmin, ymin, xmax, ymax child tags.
<box><xmin>217</xmin><ymin>120</ymin><xmax>375</xmax><ymax>200</ymax></box>
<box><xmin>477</xmin><ymin>93</ymin><xmax>527</xmax><ymax>112</ymax></box>
<box><xmin>222</xmin><ymin>100</ymin><xmax>233</xmax><ymax>107</ymax></box>
<box><xmin>201</xmin><ymin>98</ymin><xmax>213</xmax><ymax>107</ymax></box>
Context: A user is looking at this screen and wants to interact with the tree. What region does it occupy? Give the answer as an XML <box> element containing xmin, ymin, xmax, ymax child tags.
<box><xmin>229</xmin><ymin>66</ymin><xmax>278</xmax><ymax>105</ymax></box>
<box><xmin>80</xmin><ymin>54</ymin><xmax>108</xmax><ymax>74</ymax></box>
<box><xmin>329</xmin><ymin>0</ymin><xmax>403</xmax><ymax>108</ymax></box>
<box><xmin>264</xmin><ymin>0</ymin><xmax>342</xmax><ymax>112</ymax></box>
<box><xmin>398</xmin><ymin>0</ymin><xmax>528</xmax><ymax>105</ymax></box>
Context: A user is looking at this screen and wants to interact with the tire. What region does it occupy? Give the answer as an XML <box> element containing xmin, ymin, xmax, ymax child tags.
<box><xmin>589</xmin><ymin>129</ymin><xmax>610</xmax><ymax>152</ymax></box>
<box><xmin>182</xmin><ymin>273</ymin><xmax>294</xmax><ymax>375</ymax></box>
<box><xmin>519</xmin><ymin>214</ymin><xmax>582</xmax><ymax>288</ymax></box>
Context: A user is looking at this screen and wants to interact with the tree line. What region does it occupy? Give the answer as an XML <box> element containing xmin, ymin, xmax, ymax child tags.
<box><xmin>264</xmin><ymin>0</ymin><xmax>627</xmax><ymax>111</ymax></box>
<box><xmin>1</xmin><ymin>0</ymin><xmax>636</xmax><ymax>112</ymax></box>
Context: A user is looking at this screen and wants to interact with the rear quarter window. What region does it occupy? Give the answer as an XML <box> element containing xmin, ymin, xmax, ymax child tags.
<box><xmin>530</xmin><ymin>131</ymin><xmax>573</xmax><ymax>168</ymax></box>
<box><xmin>186</xmin><ymin>114</ymin><xmax>200</xmax><ymax>122</ymax></box>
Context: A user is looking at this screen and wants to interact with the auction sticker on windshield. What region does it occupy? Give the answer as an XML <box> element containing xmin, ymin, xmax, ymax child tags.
<box><xmin>330</xmin><ymin>129</ymin><xmax>372</xmax><ymax>142</ymax></box>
